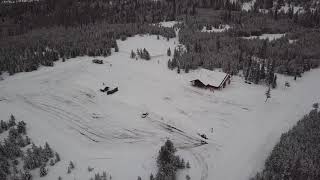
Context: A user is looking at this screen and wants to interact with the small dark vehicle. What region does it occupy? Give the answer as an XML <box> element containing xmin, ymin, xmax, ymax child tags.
<box><xmin>201</xmin><ymin>134</ymin><xmax>208</xmax><ymax>139</ymax></box>
<box><xmin>100</xmin><ymin>86</ymin><xmax>109</xmax><ymax>92</ymax></box>
<box><xmin>245</xmin><ymin>80</ymin><xmax>252</xmax><ymax>84</ymax></box>
<box><xmin>141</xmin><ymin>112</ymin><xmax>149</xmax><ymax>118</ymax></box>
<box><xmin>201</xmin><ymin>140</ymin><xmax>208</xmax><ymax>145</ymax></box>
<box><xmin>198</xmin><ymin>133</ymin><xmax>208</xmax><ymax>140</ymax></box>
<box><xmin>92</xmin><ymin>59</ymin><xmax>103</xmax><ymax>64</ymax></box>
<box><xmin>107</xmin><ymin>87</ymin><xmax>118</xmax><ymax>95</ymax></box>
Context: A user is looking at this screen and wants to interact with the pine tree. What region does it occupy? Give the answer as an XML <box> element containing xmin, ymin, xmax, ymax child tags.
<box><xmin>265</xmin><ymin>87</ymin><xmax>271</xmax><ymax>102</ymax></box>
<box><xmin>22</xmin><ymin>170</ymin><xmax>32</xmax><ymax>180</ymax></box>
<box><xmin>312</xmin><ymin>103</ymin><xmax>319</xmax><ymax>109</ymax></box>
<box><xmin>102</xmin><ymin>171</ymin><xmax>107</xmax><ymax>180</ymax></box>
<box><xmin>17</xmin><ymin>121</ymin><xmax>26</xmax><ymax>134</ymax></box>
<box><xmin>0</xmin><ymin>120</ymin><xmax>8</xmax><ymax>131</ymax></box>
<box><xmin>264</xmin><ymin>0</ymin><xmax>273</xmax><ymax>9</ymax></box>
<box><xmin>186</xmin><ymin>161</ymin><xmax>190</xmax><ymax>168</ymax></box>
<box><xmin>294</xmin><ymin>12</ymin><xmax>299</xmax><ymax>23</ymax></box>
<box><xmin>67</xmin><ymin>167</ymin><xmax>71</xmax><ymax>174</ymax></box>
<box><xmin>50</xmin><ymin>159</ymin><xmax>55</xmax><ymax>166</ymax></box>
<box><xmin>186</xmin><ymin>174</ymin><xmax>191</xmax><ymax>180</ymax></box>
<box><xmin>8</xmin><ymin>114</ymin><xmax>16</xmax><ymax>127</ymax></box>
<box><xmin>130</xmin><ymin>50</ymin><xmax>136</xmax><ymax>59</ymax></box>
<box><xmin>143</xmin><ymin>48</ymin><xmax>151</xmax><ymax>60</ymax></box>
<box><xmin>114</xmin><ymin>43</ymin><xmax>119</xmax><ymax>52</ymax></box>
<box><xmin>44</xmin><ymin>142</ymin><xmax>54</xmax><ymax>158</ymax></box>
<box><xmin>167</xmin><ymin>48</ymin><xmax>171</xmax><ymax>56</ymax></box>
<box><xmin>168</xmin><ymin>59</ymin><xmax>172</xmax><ymax>69</ymax></box>
<box><xmin>40</xmin><ymin>166</ymin><xmax>48</xmax><ymax>177</ymax></box>
<box><xmin>272</xmin><ymin>75</ymin><xmax>277</xmax><ymax>89</ymax></box>
<box><xmin>55</xmin><ymin>152</ymin><xmax>61</xmax><ymax>163</ymax></box>
<box><xmin>150</xmin><ymin>174</ymin><xmax>154</xmax><ymax>180</ymax></box>
<box><xmin>69</xmin><ymin>161</ymin><xmax>75</xmax><ymax>169</ymax></box>
<box><xmin>25</xmin><ymin>136</ymin><xmax>31</xmax><ymax>145</ymax></box>
<box><xmin>285</xmin><ymin>81</ymin><xmax>290</xmax><ymax>88</ymax></box>
<box><xmin>185</xmin><ymin>65</ymin><xmax>190</xmax><ymax>73</ymax></box>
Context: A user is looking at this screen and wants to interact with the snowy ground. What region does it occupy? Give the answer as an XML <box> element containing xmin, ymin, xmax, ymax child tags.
<box><xmin>242</xmin><ymin>33</ymin><xmax>285</xmax><ymax>41</ymax></box>
<box><xmin>242</xmin><ymin>0</ymin><xmax>256</xmax><ymax>11</ymax></box>
<box><xmin>1</xmin><ymin>31</ymin><xmax>320</xmax><ymax>180</ymax></box>
<box><xmin>201</xmin><ymin>25</ymin><xmax>231</xmax><ymax>33</ymax></box>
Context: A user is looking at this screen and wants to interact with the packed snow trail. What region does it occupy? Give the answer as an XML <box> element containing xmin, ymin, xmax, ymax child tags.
<box><xmin>1</xmin><ymin>32</ymin><xmax>320</xmax><ymax>180</ymax></box>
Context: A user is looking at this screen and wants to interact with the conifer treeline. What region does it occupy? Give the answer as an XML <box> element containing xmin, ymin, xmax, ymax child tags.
<box><xmin>169</xmin><ymin>23</ymin><xmax>319</xmax><ymax>84</ymax></box>
<box><xmin>0</xmin><ymin>0</ymin><xmax>197</xmax><ymax>34</ymax></box>
<box><xmin>0</xmin><ymin>114</ymin><xmax>59</xmax><ymax>180</ymax></box>
<box><xmin>251</xmin><ymin>107</ymin><xmax>320</xmax><ymax>180</ymax></box>
<box><xmin>0</xmin><ymin>23</ymin><xmax>175</xmax><ymax>75</ymax></box>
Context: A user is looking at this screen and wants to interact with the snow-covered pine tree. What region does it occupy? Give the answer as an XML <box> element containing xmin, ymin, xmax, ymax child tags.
<box><xmin>0</xmin><ymin>120</ymin><xmax>8</xmax><ymax>131</ymax></box>
<box><xmin>44</xmin><ymin>142</ymin><xmax>54</xmax><ymax>158</ymax></box>
<box><xmin>39</xmin><ymin>166</ymin><xmax>48</xmax><ymax>177</ymax></box>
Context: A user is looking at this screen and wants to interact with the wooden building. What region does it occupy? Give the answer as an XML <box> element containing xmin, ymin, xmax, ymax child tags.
<box><xmin>190</xmin><ymin>69</ymin><xmax>231</xmax><ymax>90</ymax></box>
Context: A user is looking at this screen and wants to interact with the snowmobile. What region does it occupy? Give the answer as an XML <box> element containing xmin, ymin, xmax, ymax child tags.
<box><xmin>141</xmin><ymin>112</ymin><xmax>149</xmax><ymax>118</ymax></box>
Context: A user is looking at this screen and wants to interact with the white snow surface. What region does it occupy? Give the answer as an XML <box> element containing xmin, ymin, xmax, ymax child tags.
<box><xmin>201</xmin><ymin>25</ymin><xmax>231</xmax><ymax>33</ymax></box>
<box><xmin>242</xmin><ymin>33</ymin><xmax>285</xmax><ymax>41</ymax></box>
<box><xmin>155</xmin><ymin>21</ymin><xmax>180</xmax><ymax>28</ymax></box>
<box><xmin>1</xmin><ymin>33</ymin><xmax>320</xmax><ymax>180</ymax></box>
<box><xmin>280</xmin><ymin>3</ymin><xmax>303</xmax><ymax>14</ymax></box>
<box><xmin>242</xmin><ymin>0</ymin><xmax>256</xmax><ymax>11</ymax></box>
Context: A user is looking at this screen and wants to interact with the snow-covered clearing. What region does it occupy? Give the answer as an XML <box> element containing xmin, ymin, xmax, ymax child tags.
<box><xmin>1</xmin><ymin>31</ymin><xmax>320</xmax><ymax>180</ymax></box>
<box><xmin>153</xmin><ymin>21</ymin><xmax>180</xmax><ymax>28</ymax></box>
<box><xmin>201</xmin><ymin>25</ymin><xmax>230</xmax><ymax>33</ymax></box>
<box><xmin>242</xmin><ymin>33</ymin><xmax>285</xmax><ymax>41</ymax></box>
<box><xmin>280</xmin><ymin>3</ymin><xmax>303</xmax><ymax>14</ymax></box>
<box><xmin>242</xmin><ymin>0</ymin><xmax>256</xmax><ymax>11</ymax></box>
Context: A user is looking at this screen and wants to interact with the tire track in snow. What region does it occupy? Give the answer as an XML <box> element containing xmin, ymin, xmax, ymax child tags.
<box><xmin>17</xmin><ymin>94</ymin><xmax>108</xmax><ymax>142</ymax></box>
<box><xmin>189</xmin><ymin>150</ymin><xmax>209</xmax><ymax>180</ymax></box>
<box><xmin>144</xmin><ymin>113</ymin><xmax>211</xmax><ymax>180</ymax></box>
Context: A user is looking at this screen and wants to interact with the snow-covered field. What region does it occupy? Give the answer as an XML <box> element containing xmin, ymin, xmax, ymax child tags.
<box><xmin>242</xmin><ymin>33</ymin><xmax>285</xmax><ymax>41</ymax></box>
<box><xmin>242</xmin><ymin>0</ymin><xmax>256</xmax><ymax>11</ymax></box>
<box><xmin>1</xmin><ymin>32</ymin><xmax>320</xmax><ymax>180</ymax></box>
<box><xmin>201</xmin><ymin>25</ymin><xmax>231</xmax><ymax>33</ymax></box>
